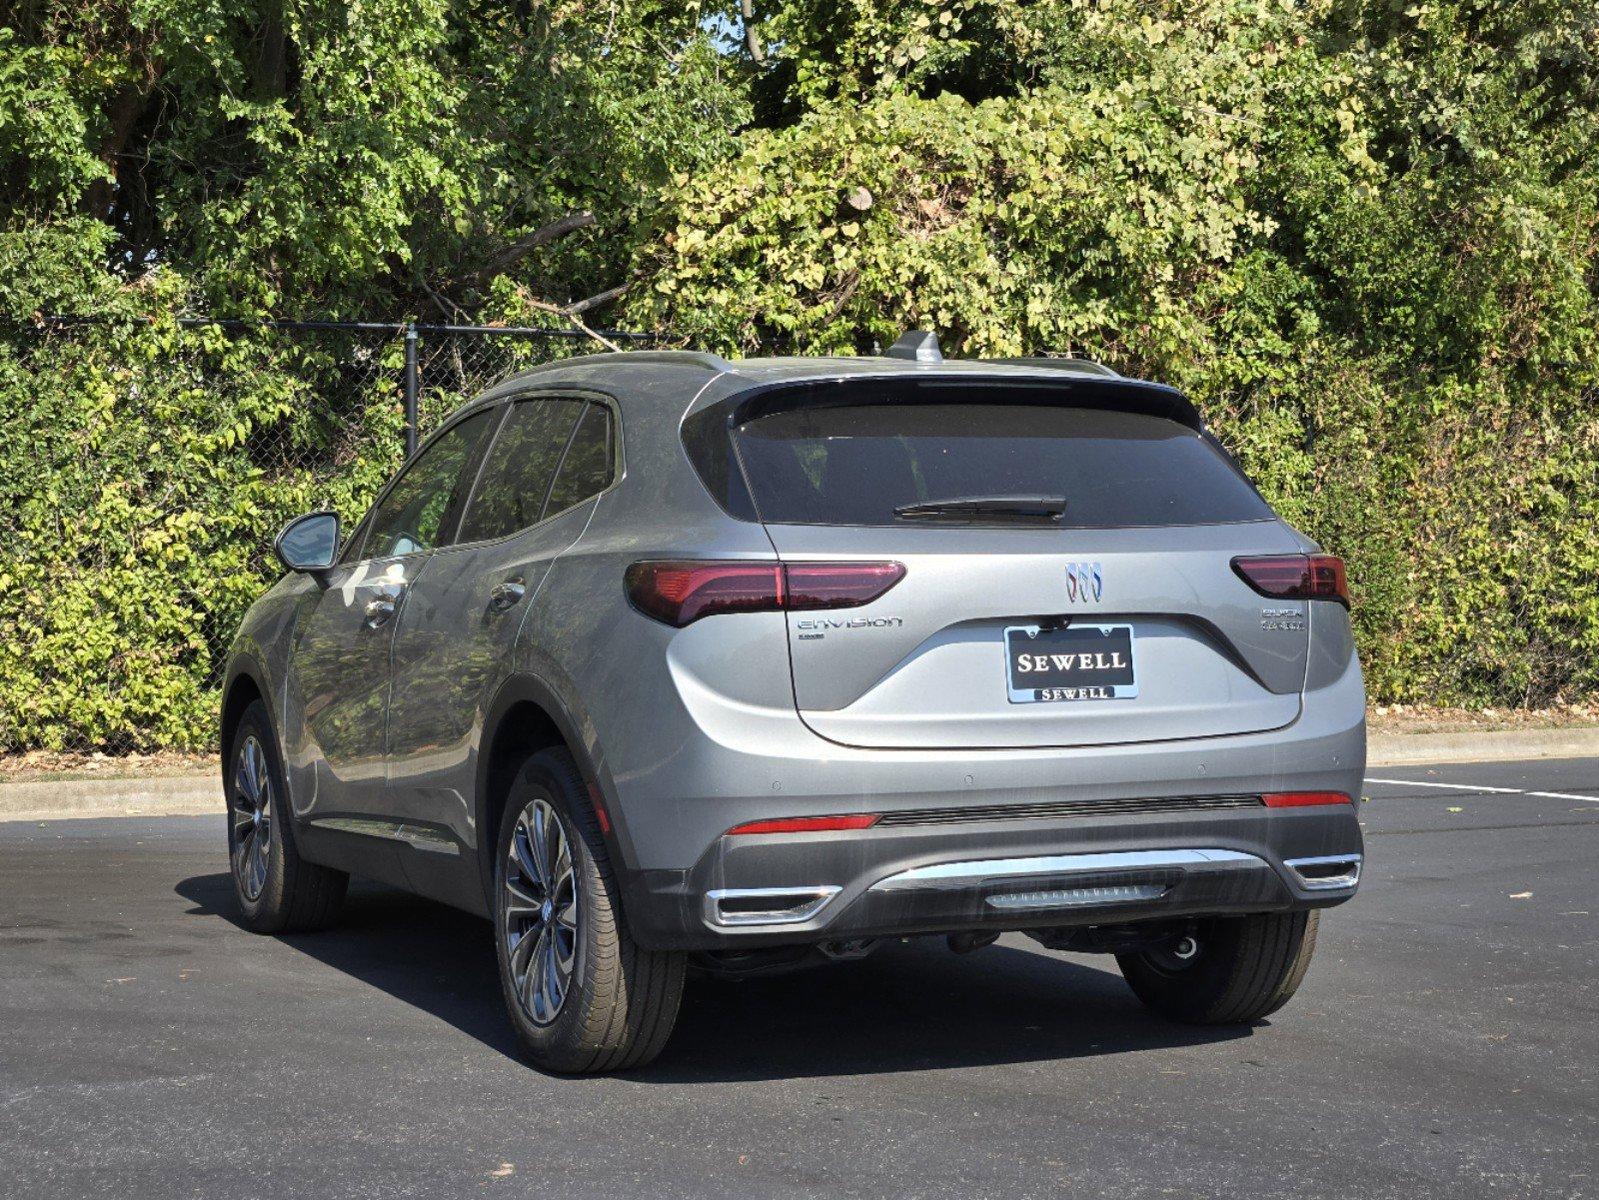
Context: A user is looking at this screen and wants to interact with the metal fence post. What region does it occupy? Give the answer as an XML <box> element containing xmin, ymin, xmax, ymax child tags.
<box><xmin>403</xmin><ymin>321</ymin><xmax>419</xmax><ymax>457</ymax></box>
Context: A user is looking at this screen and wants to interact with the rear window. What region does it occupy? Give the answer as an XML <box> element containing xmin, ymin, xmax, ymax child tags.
<box><xmin>732</xmin><ymin>403</ymin><xmax>1272</xmax><ymax>528</ymax></box>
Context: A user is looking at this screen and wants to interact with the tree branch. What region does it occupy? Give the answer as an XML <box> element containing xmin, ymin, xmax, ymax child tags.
<box><xmin>473</xmin><ymin>211</ymin><xmax>596</xmax><ymax>284</ymax></box>
<box><xmin>741</xmin><ymin>1</ymin><xmax>765</xmax><ymax>63</ymax></box>
<box><xmin>563</xmin><ymin>280</ymin><xmax>631</xmax><ymax>316</ymax></box>
<box><xmin>514</xmin><ymin>286</ymin><xmax>626</xmax><ymax>352</ymax></box>
<box><xmin>418</xmin><ymin>275</ymin><xmax>469</xmax><ymax>324</ymax></box>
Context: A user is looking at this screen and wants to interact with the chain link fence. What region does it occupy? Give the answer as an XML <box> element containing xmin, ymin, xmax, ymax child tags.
<box><xmin>0</xmin><ymin>317</ymin><xmax>668</xmax><ymax>760</ymax></box>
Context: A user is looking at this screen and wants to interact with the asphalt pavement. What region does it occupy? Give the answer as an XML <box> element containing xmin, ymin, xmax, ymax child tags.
<box><xmin>1</xmin><ymin>758</ymin><xmax>1594</xmax><ymax>1200</ymax></box>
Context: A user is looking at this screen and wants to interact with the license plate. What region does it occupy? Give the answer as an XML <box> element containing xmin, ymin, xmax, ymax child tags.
<box><xmin>1006</xmin><ymin>623</ymin><xmax>1138</xmax><ymax>703</ymax></box>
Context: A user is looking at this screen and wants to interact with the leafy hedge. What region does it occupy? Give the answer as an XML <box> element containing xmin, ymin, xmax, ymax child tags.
<box><xmin>0</xmin><ymin>280</ymin><xmax>406</xmax><ymax>751</ymax></box>
<box><xmin>2</xmin><ymin>0</ymin><xmax>1597</xmax><ymax>751</ymax></box>
<box><xmin>627</xmin><ymin>0</ymin><xmax>1599</xmax><ymax>709</ymax></box>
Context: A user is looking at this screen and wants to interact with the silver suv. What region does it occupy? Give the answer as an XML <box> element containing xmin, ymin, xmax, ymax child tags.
<box><xmin>224</xmin><ymin>335</ymin><xmax>1365</xmax><ymax>1073</ymax></box>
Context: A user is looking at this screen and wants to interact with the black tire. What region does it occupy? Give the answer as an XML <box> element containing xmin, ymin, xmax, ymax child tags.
<box><xmin>1116</xmin><ymin>911</ymin><xmax>1319</xmax><ymax>1024</ymax></box>
<box><xmin>225</xmin><ymin>701</ymin><xmax>348</xmax><ymax>933</ymax></box>
<box><xmin>493</xmin><ymin>748</ymin><xmax>685</xmax><ymax>1073</ymax></box>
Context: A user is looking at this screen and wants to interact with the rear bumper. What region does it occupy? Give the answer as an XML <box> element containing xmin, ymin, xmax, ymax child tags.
<box><xmin>624</xmin><ymin>801</ymin><xmax>1363</xmax><ymax>950</ymax></box>
<box><xmin>607</xmin><ymin>644</ymin><xmax>1366</xmax><ymax>950</ymax></box>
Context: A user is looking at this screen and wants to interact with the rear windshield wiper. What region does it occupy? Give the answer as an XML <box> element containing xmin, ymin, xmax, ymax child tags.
<box><xmin>892</xmin><ymin>494</ymin><xmax>1067</xmax><ymax>523</ymax></box>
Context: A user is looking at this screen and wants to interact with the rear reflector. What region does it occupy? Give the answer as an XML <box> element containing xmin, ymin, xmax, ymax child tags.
<box><xmin>1262</xmin><ymin>791</ymin><xmax>1353</xmax><ymax>808</ymax></box>
<box><xmin>725</xmin><ymin>813</ymin><xmax>882</xmax><ymax>836</ymax></box>
<box><xmin>586</xmin><ymin>783</ymin><xmax>612</xmax><ymax>835</ymax></box>
<box><xmin>1232</xmin><ymin>554</ymin><xmax>1350</xmax><ymax>607</ymax></box>
<box><xmin>626</xmin><ymin>560</ymin><xmax>905</xmax><ymax>626</ymax></box>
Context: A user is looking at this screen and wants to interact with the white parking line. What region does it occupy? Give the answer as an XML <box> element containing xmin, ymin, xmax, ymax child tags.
<box><xmin>1365</xmin><ymin>776</ymin><xmax>1521</xmax><ymax>794</ymax></box>
<box><xmin>1365</xmin><ymin>776</ymin><xmax>1599</xmax><ymax>804</ymax></box>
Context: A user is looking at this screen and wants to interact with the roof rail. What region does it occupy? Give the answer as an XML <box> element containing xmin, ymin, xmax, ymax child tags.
<box><xmin>499</xmin><ymin>348</ymin><xmax>734</xmax><ymax>384</ymax></box>
<box><xmin>600</xmin><ymin>349</ymin><xmax>735</xmax><ymax>372</ymax></box>
<box><xmin>989</xmin><ymin>356</ymin><xmax>1119</xmax><ymax>378</ymax></box>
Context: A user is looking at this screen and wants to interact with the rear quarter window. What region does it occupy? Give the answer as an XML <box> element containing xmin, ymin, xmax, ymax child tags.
<box><xmin>731</xmin><ymin>402</ymin><xmax>1273</xmax><ymax>528</ymax></box>
<box><xmin>544</xmin><ymin>403</ymin><xmax>614</xmax><ymax>515</ymax></box>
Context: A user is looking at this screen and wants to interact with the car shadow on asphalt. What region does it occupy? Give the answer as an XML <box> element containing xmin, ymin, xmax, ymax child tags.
<box><xmin>647</xmin><ymin>943</ymin><xmax>1251</xmax><ymax>1084</ymax></box>
<box><xmin>176</xmin><ymin>871</ymin><xmax>1249</xmax><ymax>1082</ymax></box>
<box><xmin>176</xmin><ymin>871</ymin><xmax>524</xmax><ymax>1058</ymax></box>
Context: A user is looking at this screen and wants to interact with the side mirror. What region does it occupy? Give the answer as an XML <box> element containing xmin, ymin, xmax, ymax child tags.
<box><xmin>274</xmin><ymin>511</ymin><xmax>340</xmax><ymax>573</ymax></box>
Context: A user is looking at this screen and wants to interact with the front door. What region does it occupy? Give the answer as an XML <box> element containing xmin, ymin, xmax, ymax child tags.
<box><xmin>283</xmin><ymin>553</ymin><xmax>413</xmax><ymax>819</ymax></box>
<box><xmin>282</xmin><ymin>408</ymin><xmax>495</xmax><ymax>821</ymax></box>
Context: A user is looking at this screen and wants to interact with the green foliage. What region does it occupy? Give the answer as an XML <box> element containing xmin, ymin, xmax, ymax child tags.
<box><xmin>1</xmin><ymin>1</ymin><xmax>746</xmax><ymax>313</ymax></box>
<box><xmin>0</xmin><ymin>1</ymin><xmax>745</xmax><ymax>750</ymax></box>
<box><xmin>1</xmin><ymin>0</ymin><xmax>1597</xmax><ymax>750</ymax></box>
<box><xmin>631</xmin><ymin>0</ymin><xmax>1599</xmax><ymax>708</ymax></box>
<box><xmin>0</xmin><ymin>290</ymin><xmax>404</xmax><ymax>751</ymax></box>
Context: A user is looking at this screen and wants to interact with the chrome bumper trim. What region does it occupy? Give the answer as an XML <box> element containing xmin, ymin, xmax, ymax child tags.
<box><xmin>869</xmin><ymin>848</ymin><xmax>1267</xmax><ymax>892</ymax></box>
<box><xmin>986</xmin><ymin>883</ymin><xmax>1170</xmax><ymax>911</ymax></box>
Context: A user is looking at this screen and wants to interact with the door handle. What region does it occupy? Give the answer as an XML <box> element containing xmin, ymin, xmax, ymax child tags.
<box><xmin>489</xmin><ymin>577</ymin><xmax>526</xmax><ymax>612</ymax></box>
<box><xmin>364</xmin><ymin>595</ymin><xmax>397</xmax><ymax>628</ymax></box>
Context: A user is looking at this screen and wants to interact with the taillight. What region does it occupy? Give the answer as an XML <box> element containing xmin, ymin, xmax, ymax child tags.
<box><xmin>1231</xmin><ymin>554</ymin><xmax>1349</xmax><ymax>607</ymax></box>
<box><xmin>625</xmin><ymin>560</ymin><xmax>905</xmax><ymax>626</ymax></box>
<box><xmin>785</xmin><ymin>562</ymin><xmax>905</xmax><ymax>609</ymax></box>
<box><xmin>624</xmin><ymin>562</ymin><xmax>782</xmax><ymax>625</ymax></box>
<box><xmin>1263</xmin><ymin>791</ymin><xmax>1353</xmax><ymax>808</ymax></box>
<box><xmin>725</xmin><ymin>813</ymin><xmax>882</xmax><ymax>835</ymax></box>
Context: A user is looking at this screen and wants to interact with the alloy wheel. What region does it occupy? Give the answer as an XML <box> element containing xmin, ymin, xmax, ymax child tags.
<box><xmin>503</xmin><ymin>798</ymin><xmax>579</xmax><ymax>1026</ymax></box>
<box><xmin>230</xmin><ymin>735</ymin><xmax>273</xmax><ymax>901</ymax></box>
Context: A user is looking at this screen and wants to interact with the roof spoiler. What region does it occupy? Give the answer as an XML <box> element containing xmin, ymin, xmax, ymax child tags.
<box><xmin>987</xmin><ymin>355</ymin><xmax>1119</xmax><ymax>378</ymax></box>
<box><xmin>709</xmin><ymin>373</ymin><xmax>1204</xmax><ymax>434</ymax></box>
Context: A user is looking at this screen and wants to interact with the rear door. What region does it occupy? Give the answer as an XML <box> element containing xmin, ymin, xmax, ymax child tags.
<box><xmin>731</xmin><ymin>392</ymin><xmax>1309</xmax><ymax>750</ymax></box>
<box><xmin>385</xmin><ymin>398</ymin><xmax>614</xmax><ymax>854</ymax></box>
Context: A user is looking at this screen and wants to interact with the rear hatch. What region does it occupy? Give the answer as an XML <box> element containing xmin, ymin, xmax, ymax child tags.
<box><xmin>728</xmin><ymin>381</ymin><xmax>1309</xmax><ymax>750</ymax></box>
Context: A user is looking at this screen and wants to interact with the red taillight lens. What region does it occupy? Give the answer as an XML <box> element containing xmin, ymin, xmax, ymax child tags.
<box><xmin>624</xmin><ymin>561</ymin><xmax>783</xmax><ymax>625</ymax></box>
<box><xmin>725</xmin><ymin>813</ymin><xmax>882</xmax><ymax>836</ymax></box>
<box><xmin>785</xmin><ymin>562</ymin><xmax>906</xmax><ymax>610</ymax></box>
<box><xmin>1231</xmin><ymin>554</ymin><xmax>1350</xmax><ymax>607</ymax></box>
<box><xmin>625</xmin><ymin>560</ymin><xmax>905</xmax><ymax>626</ymax></box>
<box><xmin>1263</xmin><ymin>791</ymin><xmax>1353</xmax><ymax>808</ymax></box>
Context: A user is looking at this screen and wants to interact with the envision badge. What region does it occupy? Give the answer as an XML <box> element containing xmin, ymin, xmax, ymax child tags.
<box><xmin>794</xmin><ymin>616</ymin><xmax>904</xmax><ymax>631</ymax></box>
<box><xmin>1065</xmin><ymin>562</ymin><xmax>1104</xmax><ymax>603</ymax></box>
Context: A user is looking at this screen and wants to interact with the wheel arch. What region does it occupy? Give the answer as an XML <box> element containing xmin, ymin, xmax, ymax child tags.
<box><xmin>476</xmin><ymin>674</ymin><xmax>624</xmax><ymax>909</ymax></box>
<box><xmin>219</xmin><ymin>659</ymin><xmax>270</xmax><ymax>770</ymax></box>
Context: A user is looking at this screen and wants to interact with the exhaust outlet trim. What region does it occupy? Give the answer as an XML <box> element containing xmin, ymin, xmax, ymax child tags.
<box><xmin>704</xmin><ymin>885</ymin><xmax>842</xmax><ymax>929</ymax></box>
<box><xmin>1282</xmin><ymin>853</ymin><xmax>1363</xmax><ymax>891</ymax></box>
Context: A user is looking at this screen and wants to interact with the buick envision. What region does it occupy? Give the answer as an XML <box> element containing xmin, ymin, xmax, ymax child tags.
<box><xmin>223</xmin><ymin>333</ymin><xmax>1365</xmax><ymax>1072</ymax></box>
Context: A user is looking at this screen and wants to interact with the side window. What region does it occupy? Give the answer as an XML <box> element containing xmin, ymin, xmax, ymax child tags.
<box><xmin>456</xmin><ymin>399</ymin><xmax>584</xmax><ymax>544</ymax></box>
<box><xmin>544</xmin><ymin>404</ymin><xmax>614</xmax><ymax>516</ymax></box>
<box><xmin>361</xmin><ymin>410</ymin><xmax>492</xmax><ymax>559</ymax></box>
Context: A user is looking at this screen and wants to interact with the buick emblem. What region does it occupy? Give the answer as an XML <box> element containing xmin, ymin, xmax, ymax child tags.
<box><xmin>1065</xmin><ymin>562</ymin><xmax>1103</xmax><ymax>603</ymax></box>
